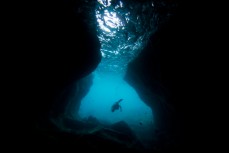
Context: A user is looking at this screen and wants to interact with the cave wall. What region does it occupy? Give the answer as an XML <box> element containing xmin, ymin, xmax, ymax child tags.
<box><xmin>53</xmin><ymin>73</ymin><xmax>94</xmax><ymax>119</ymax></box>
<box><xmin>12</xmin><ymin>0</ymin><xmax>101</xmax><ymax>136</ymax></box>
<box><xmin>124</xmin><ymin>0</ymin><xmax>206</xmax><ymax>151</ymax></box>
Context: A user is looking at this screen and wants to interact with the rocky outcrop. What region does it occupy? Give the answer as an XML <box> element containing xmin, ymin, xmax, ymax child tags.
<box><xmin>13</xmin><ymin>0</ymin><xmax>101</xmax><ymax>140</ymax></box>
<box><xmin>44</xmin><ymin>117</ymin><xmax>145</xmax><ymax>152</ymax></box>
<box><xmin>51</xmin><ymin>73</ymin><xmax>94</xmax><ymax>119</ymax></box>
<box><xmin>124</xmin><ymin>0</ymin><xmax>204</xmax><ymax>151</ymax></box>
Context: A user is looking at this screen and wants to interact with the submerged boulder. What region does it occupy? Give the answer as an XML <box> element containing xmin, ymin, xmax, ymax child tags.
<box><xmin>50</xmin><ymin>117</ymin><xmax>145</xmax><ymax>152</ymax></box>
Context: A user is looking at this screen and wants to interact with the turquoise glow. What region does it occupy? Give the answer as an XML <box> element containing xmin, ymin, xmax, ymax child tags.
<box><xmin>79</xmin><ymin>72</ymin><xmax>154</xmax><ymax>138</ymax></box>
<box><xmin>76</xmin><ymin>0</ymin><xmax>157</xmax><ymax>142</ymax></box>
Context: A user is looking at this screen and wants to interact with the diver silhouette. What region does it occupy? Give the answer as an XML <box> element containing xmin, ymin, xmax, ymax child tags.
<box><xmin>111</xmin><ymin>99</ymin><xmax>123</xmax><ymax>112</ymax></box>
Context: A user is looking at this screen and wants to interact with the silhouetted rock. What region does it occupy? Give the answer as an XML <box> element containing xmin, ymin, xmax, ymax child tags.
<box><xmin>19</xmin><ymin>0</ymin><xmax>100</xmax><ymax>123</ymax></box>
<box><xmin>124</xmin><ymin>0</ymin><xmax>205</xmax><ymax>151</ymax></box>
<box><xmin>47</xmin><ymin>118</ymin><xmax>144</xmax><ymax>152</ymax></box>
<box><xmin>51</xmin><ymin>73</ymin><xmax>94</xmax><ymax>119</ymax></box>
<box><xmin>11</xmin><ymin>0</ymin><xmax>101</xmax><ymax>145</ymax></box>
<box><xmin>110</xmin><ymin>121</ymin><xmax>136</xmax><ymax>139</ymax></box>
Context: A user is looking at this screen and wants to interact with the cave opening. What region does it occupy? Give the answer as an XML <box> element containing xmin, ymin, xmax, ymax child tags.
<box><xmin>74</xmin><ymin>0</ymin><xmax>157</xmax><ymax>144</ymax></box>
<box><xmin>51</xmin><ymin>0</ymin><xmax>178</xmax><ymax>150</ymax></box>
<box><xmin>78</xmin><ymin>71</ymin><xmax>154</xmax><ymax>140</ymax></box>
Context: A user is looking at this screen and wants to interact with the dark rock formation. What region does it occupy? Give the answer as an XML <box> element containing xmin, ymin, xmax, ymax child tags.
<box><xmin>51</xmin><ymin>73</ymin><xmax>94</xmax><ymax>119</ymax></box>
<box><xmin>11</xmin><ymin>0</ymin><xmax>101</xmax><ymax>143</ymax></box>
<box><xmin>124</xmin><ymin>0</ymin><xmax>207</xmax><ymax>152</ymax></box>
<box><xmin>42</xmin><ymin>117</ymin><xmax>144</xmax><ymax>152</ymax></box>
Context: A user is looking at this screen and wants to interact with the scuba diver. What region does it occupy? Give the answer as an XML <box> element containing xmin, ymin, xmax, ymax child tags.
<box><xmin>111</xmin><ymin>99</ymin><xmax>123</xmax><ymax>112</ymax></box>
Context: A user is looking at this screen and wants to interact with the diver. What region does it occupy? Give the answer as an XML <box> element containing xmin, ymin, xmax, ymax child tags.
<box><xmin>111</xmin><ymin>99</ymin><xmax>123</xmax><ymax>112</ymax></box>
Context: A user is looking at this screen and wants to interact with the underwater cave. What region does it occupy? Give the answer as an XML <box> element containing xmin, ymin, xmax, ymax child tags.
<box><xmin>78</xmin><ymin>0</ymin><xmax>156</xmax><ymax>144</ymax></box>
<box><xmin>15</xmin><ymin>0</ymin><xmax>196</xmax><ymax>152</ymax></box>
<box><xmin>48</xmin><ymin>0</ymin><xmax>179</xmax><ymax>151</ymax></box>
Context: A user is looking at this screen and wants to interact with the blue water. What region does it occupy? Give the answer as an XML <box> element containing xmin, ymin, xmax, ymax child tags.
<box><xmin>78</xmin><ymin>72</ymin><xmax>154</xmax><ymax>137</ymax></box>
<box><xmin>76</xmin><ymin>0</ymin><xmax>156</xmax><ymax>142</ymax></box>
